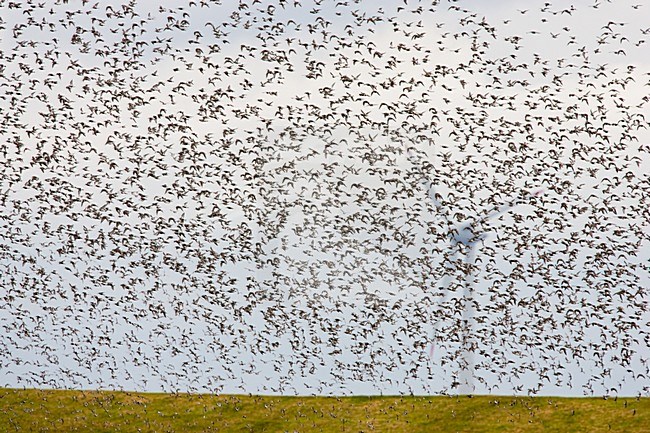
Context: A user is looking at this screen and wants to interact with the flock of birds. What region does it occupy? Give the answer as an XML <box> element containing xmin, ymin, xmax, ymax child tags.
<box><xmin>0</xmin><ymin>0</ymin><xmax>649</xmax><ymax>398</ymax></box>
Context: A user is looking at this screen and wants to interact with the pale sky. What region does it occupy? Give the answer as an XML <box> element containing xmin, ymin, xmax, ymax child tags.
<box><xmin>0</xmin><ymin>0</ymin><xmax>649</xmax><ymax>397</ymax></box>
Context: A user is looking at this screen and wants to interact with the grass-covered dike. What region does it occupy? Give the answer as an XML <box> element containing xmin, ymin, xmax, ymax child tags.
<box><xmin>1</xmin><ymin>388</ymin><xmax>648</xmax><ymax>432</ymax></box>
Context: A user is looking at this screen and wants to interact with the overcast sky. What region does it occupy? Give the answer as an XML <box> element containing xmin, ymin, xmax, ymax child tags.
<box><xmin>0</xmin><ymin>0</ymin><xmax>649</xmax><ymax>397</ymax></box>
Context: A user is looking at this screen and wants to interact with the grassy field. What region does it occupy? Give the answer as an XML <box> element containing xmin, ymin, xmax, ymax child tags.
<box><xmin>1</xmin><ymin>388</ymin><xmax>648</xmax><ymax>432</ymax></box>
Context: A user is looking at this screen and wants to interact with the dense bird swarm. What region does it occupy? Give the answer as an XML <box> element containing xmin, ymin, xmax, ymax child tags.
<box><xmin>0</xmin><ymin>0</ymin><xmax>649</xmax><ymax>398</ymax></box>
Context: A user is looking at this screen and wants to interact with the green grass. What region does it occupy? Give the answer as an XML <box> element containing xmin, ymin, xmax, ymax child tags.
<box><xmin>1</xmin><ymin>388</ymin><xmax>648</xmax><ymax>432</ymax></box>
